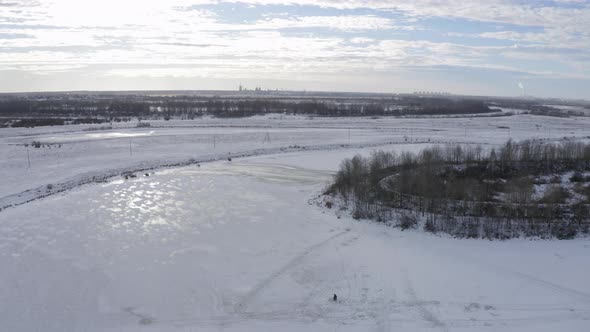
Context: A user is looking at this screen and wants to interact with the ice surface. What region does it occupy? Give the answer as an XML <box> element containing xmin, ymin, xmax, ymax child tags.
<box><xmin>2</xmin><ymin>114</ymin><xmax>589</xmax><ymax>205</ymax></box>
<box><xmin>1</xmin><ymin>114</ymin><xmax>590</xmax><ymax>331</ymax></box>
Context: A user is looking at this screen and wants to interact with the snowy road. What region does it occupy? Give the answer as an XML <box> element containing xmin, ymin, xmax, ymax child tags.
<box><xmin>1</xmin><ymin>154</ymin><xmax>589</xmax><ymax>331</ymax></box>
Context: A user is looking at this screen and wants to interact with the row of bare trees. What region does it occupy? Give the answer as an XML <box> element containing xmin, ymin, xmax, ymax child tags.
<box><xmin>329</xmin><ymin>140</ymin><xmax>590</xmax><ymax>239</ymax></box>
<box><xmin>0</xmin><ymin>94</ymin><xmax>494</xmax><ymax>127</ymax></box>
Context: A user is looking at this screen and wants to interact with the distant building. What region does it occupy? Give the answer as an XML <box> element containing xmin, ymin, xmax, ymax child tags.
<box><xmin>413</xmin><ymin>91</ymin><xmax>451</xmax><ymax>96</ymax></box>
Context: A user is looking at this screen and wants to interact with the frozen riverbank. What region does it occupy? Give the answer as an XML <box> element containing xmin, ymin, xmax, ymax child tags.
<box><xmin>2</xmin><ymin>114</ymin><xmax>589</xmax><ymax>211</ymax></box>
<box><xmin>1</xmin><ymin>154</ymin><xmax>589</xmax><ymax>331</ymax></box>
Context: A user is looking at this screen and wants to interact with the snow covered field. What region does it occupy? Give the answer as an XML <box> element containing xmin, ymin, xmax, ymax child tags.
<box><xmin>1</xmin><ymin>114</ymin><xmax>590</xmax><ymax>331</ymax></box>
<box><xmin>2</xmin><ymin>114</ymin><xmax>590</xmax><ymax>207</ymax></box>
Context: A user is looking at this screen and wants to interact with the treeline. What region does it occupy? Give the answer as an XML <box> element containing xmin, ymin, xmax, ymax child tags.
<box><xmin>328</xmin><ymin>140</ymin><xmax>590</xmax><ymax>239</ymax></box>
<box><xmin>0</xmin><ymin>95</ymin><xmax>493</xmax><ymax>126</ymax></box>
<box><xmin>0</xmin><ymin>99</ymin><xmax>150</xmax><ymax>117</ymax></box>
<box><xmin>10</xmin><ymin>117</ymin><xmax>112</xmax><ymax>127</ymax></box>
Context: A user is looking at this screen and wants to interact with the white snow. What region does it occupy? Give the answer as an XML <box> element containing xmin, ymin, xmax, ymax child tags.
<box><xmin>2</xmin><ymin>114</ymin><xmax>589</xmax><ymax>207</ymax></box>
<box><xmin>488</xmin><ymin>107</ymin><xmax>529</xmax><ymax>114</ymax></box>
<box><xmin>544</xmin><ymin>105</ymin><xmax>590</xmax><ymax>115</ymax></box>
<box><xmin>1</xmin><ymin>114</ymin><xmax>590</xmax><ymax>331</ymax></box>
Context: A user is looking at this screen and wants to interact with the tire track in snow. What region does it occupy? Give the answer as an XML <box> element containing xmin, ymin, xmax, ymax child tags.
<box><xmin>440</xmin><ymin>246</ymin><xmax>590</xmax><ymax>305</ymax></box>
<box><xmin>234</xmin><ymin>229</ymin><xmax>352</xmax><ymax>314</ymax></box>
<box><xmin>402</xmin><ymin>270</ymin><xmax>449</xmax><ymax>332</ymax></box>
<box><xmin>494</xmin><ymin>266</ymin><xmax>590</xmax><ymax>305</ymax></box>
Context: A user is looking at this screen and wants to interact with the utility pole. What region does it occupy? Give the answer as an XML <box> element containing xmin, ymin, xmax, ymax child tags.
<box><xmin>349</xmin><ymin>108</ymin><xmax>352</xmax><ymax>144</ymax></box>
<box><xmin>26</xmin><ymin>145</ymin><xmax>31</xmax><ymax>169</ymax></box>
<box><xmin>129</xmin><ymin>138</ymin><xmax>133</xmax><ymax>156</ymax></box>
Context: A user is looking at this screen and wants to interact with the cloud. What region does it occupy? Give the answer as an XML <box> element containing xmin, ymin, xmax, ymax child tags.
<box><xmin>257</xmin><ymin>15</ymin><xmax>395</xmax><ymax>31</ymax></box>
<box><xmin>0</xmin><ymin>0</ymin><xmax>589</xmax><ymax>97</ymax></box>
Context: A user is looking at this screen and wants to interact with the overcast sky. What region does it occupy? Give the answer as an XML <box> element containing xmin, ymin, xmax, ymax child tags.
<box><xmin>1</xmin><ymin>0</ymin><xmax>589</xmax><ymax>98</ymax></box>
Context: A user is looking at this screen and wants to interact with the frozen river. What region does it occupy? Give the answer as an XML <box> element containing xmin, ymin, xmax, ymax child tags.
<box><xmin>2</xmin><ymin>113</ymin><xmax>590</xmax><ymax>203</ymax></box>
<box><xmin>1</xmin><ymin>150</ymin><xmax>590</xmax><ymax>331</ymax></box>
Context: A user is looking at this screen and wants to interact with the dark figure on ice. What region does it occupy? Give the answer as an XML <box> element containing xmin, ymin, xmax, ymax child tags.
<box><xmin>333</xmin><ymin>294</ymin><xmax>337</xmax><ymax>302</ymax></box>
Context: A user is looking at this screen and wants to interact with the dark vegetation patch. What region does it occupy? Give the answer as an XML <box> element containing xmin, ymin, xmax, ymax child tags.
<box><xmin>3</xmin><ymin>92</ymin><xmax>587</xmax><ymax>127</ymax></box>
<box><xmin>0</xmin><ymin>93</ymin><xmax>498</xmax><ymax>127</ymax></box>
<box><xmin>327</xmin><ymin>140</ymin><xmax>590</xmax><ymax>239</ymax></box>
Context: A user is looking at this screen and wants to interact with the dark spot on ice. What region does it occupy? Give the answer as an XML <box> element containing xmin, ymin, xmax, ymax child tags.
<box><xmin>464</xmin><ymin>303</ymin><xmax>481</xmax><ymax>312</ymax></box>
<box><xmin>139</xmin><ymin>317</ymin><xmax>153</xmax><ymax>325</ymax></box>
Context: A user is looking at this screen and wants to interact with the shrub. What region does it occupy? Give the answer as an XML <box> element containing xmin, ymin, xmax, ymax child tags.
<box><xmin>552</xmin><ymin>222</ymin><xmax>578</xmax><ymax>240</ymax></box>
<box><xmin>573</xmin><ymin>183</ymin><xmax>590</xmax><ymax>195</ymax></box>
<box><xmin>352</xmin><ymin>210</ymin><xmax>361</xmax><ymax>220</ymax></box>
<box><xmin>399</xmin><ymin>213</ymin><xmax>418</xmax><ymax>230</ymax></box>
<box><xmin>570</xmin><ymin>172</ymin><xmax>583</xmax><ymax>182</ymax></box>
<box><xmin>539</xmin><ymin>186</ymin><xmax>571</xmax><ymax>204</ymax></box>
<box><xmin>424</xmin><ymin>220</ymin><xmax>436</xmax><ymax>233</ymax></box>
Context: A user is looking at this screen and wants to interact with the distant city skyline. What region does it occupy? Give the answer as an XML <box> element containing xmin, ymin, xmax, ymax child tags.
<box><xmin>1</xmin><ymin>1</ymin><xmax>589</xmax><ymax>99</ymax></box>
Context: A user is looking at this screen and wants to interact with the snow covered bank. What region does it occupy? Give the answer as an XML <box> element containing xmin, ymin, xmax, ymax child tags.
<box><xmin>1</xmin><ymin>115</ymin><xmax>590</xmax><ymax>331</ymax></box>
<box><xmin>2</xmin><ymin>114</ymin><xmax>590</xmax><ymax>212</ymax></box>
<box><xmin>0</xmin><ymin>139</ymin><xmax>441</xmax><ymax>212</ymax></box>
<box><xmin>1</xmin><ymin>155</ymin><xmax>589</xmax><ymax>331</ymax></box>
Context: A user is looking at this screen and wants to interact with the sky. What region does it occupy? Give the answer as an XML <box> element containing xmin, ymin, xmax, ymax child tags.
<box><xmin>0</xmin><ymin>0</ymin><xmax>589</xmax><ymax>99</ymax></box>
